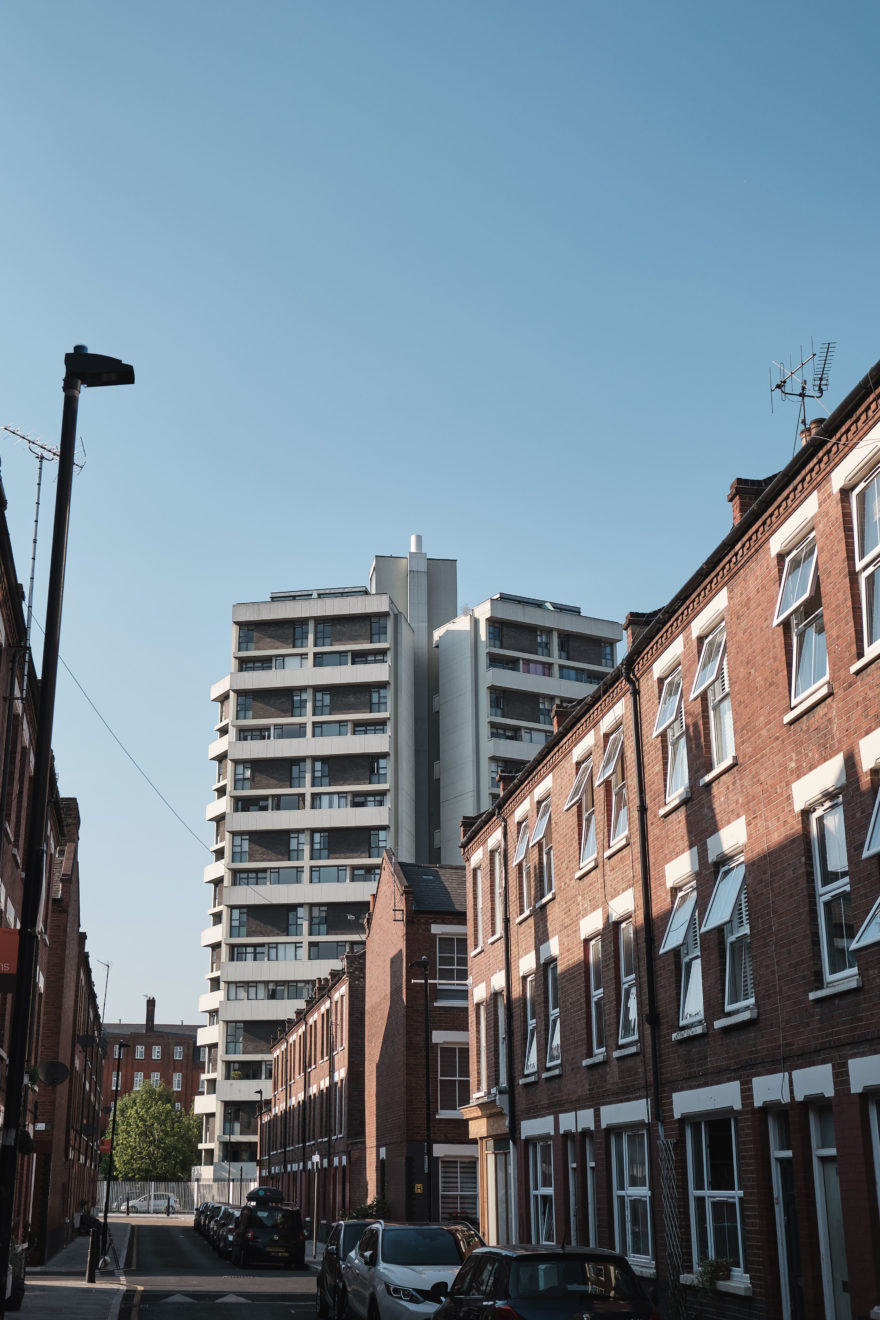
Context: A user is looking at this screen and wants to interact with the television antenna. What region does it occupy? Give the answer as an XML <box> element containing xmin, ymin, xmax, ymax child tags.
<box><xmin>770</xmin><ymin>341</ymin><xmax>836</xmax><ymax>452</ymax></box>
<box><xmin>1</xmin><ymin>425</ymin><xmax>85</xmax><ymax>693</ymax></box>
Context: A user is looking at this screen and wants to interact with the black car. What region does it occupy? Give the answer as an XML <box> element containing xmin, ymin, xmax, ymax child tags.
<box><xmin>194</xmin><ymin>1201</ymin><xmax>212</xmax><ymax>1232</ymax></box>
<box><xmin>231</xmin><ymin>1192</ymin><xmax>306</xmax><ymax>1269</ymax></box>
<box><xmin>316</xmin><ymin>1219</ymin><xmax>372</xmax><ymax>1317</ymax></box>
<box><xmin>432</xmin><ymin>1245</ymin><xmax>661</xmax><ymax>1319</ymax></box>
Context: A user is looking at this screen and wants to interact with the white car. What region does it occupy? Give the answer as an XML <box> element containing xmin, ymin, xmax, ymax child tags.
<box><xmin>115</xmin><ymin>1193</ymin><xmax>180</xmax><ymax>1214</ymax></box>
<box><xmin>340</xmin><ymin>1221</ymin><xmax>483</xmax><ymax>1320</ymax></box>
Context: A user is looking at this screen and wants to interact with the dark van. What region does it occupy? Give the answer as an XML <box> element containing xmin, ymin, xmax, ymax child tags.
<box><xmin>231</xmin><ymin>1189</ymin><xmax>305</xmax><ymax>1269</ymax></box>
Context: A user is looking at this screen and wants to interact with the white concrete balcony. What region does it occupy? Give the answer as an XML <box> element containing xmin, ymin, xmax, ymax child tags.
<box><xmin>485</xmin><ymin>666</ymin><xmax>558</xmax><ymax>696</ymax></box>
<box><xmin>211</xmin><ymin>675</ymin><xmax>231</xmax><ymax>702</ymax></box>
<box><xmin>194</xmin><ymin>1093</ymin><xmax>217</xmax><ymax>1115</ymax></box>
<box><xmin>221</xmin><ymin>961</ymin><xmax>305</xmax><ymax>982</ymax></box>
<box><xmin>199</xmin><ymin>990</ymin><xmax>222</xmax><ymax>1014</ymax></box>
<box><xmin>230</xmin><ymin>663</ymin><xmax>389</xmax><ymax>692</ymax></box>
<box><xmin>208</xmin><ymin>734</ymin><xmax>229</xmax><ymax>761</ymax></box>
<box><xmin>206</xmin><ymin>796</ymin><xmax>227</xmax><ymax>823</ymax></box>
<box><xmin>222</xmin><ymin>882</ymin><xmax>310</xmax><ymax>906</ymax></box>
<box><xmin>218</xmin><ymin>1078</ymin><xmax>272</xmax><ymax>1104</ymax></box>
<box><xmin>198</xmin><ymin>1024</ymin><xmax>220</xmax><ymax>1047</ymax></box>
<box><xmin>227</xmin><ymin>732</ymin><xmax>389</xmax><ymax>760</ymax></box>
<box><xmin>487</xmin><ymin>738</ymin><xmax>544</xmax><ymax>763</ymax></box>
<box><xmin>204</xmin><ymin>860</ymin><xmax>225</xmax><ymax>884</ymax></box>
<box><xmin>201</xmin><ymin>924</ymin><xmax>223</xmax><ymax>947</ymax></box>
<box><xmin>219</xmin><ymin>999</ymin><xmax>296</xmax><ymax>1022</ymax></box>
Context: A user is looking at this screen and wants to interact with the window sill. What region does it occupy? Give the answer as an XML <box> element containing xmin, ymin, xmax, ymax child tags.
<box><xmin>604</xmin><ymin>836</ymin><xmax>630</xmax><ymax>860</ymax></box>
<box><xmin>852</xmin><ymin>640</ymin><xmax>880</xmax><ymax>675</ymax></box>
<box><xmin>535</xmin><ymin>892</ymin><xmax>555</xmax><ymax>909</ymax></box>
<box><xmin>518</xmin><ymin>1074</ymin><xmax>538</xmax><ymax>1087</ymax></box>
<box><xmin>631</xmin><ymin>1264</ymin><xmax>656</xmax><ymax>1280</ymax></box>
<box><xmin>470</xmin><ymin>946</ymin><xmax>483</xmax><ymax>959</ymax></box>
<box><xmin>714</xmin><ymin>1006</ymin><xmax>758</xmax><ymax>1029</ymax></box>
<box><xmin>582</xmin><ymin>1052</ymin><xmax>607</xmax><ymax>1068</ymax></box>
<box><xmin>487</xmin><ymin>933</ymin><xmax>503</xmax><ymax>946</ymax></box>
<box><xmin>541</xmin><ymin>1067</ymin><xmax>562</xmax><ymax>1080</ymax></box>
<box><xmin>783</xmin><ymin>680</ymin><xmax>832</xmax><ymax>725</ymax></box>
<box><xmin>808</xmin><ymin>975</ymin><xmax>862</xmax><ymax>1001</ymax></box>
<box><xmin>515</xmin><ymin>909</ymin><xmax>533</xmax><ymax>925</ymax></box>
<box><xmin>576</xmin><ymin>859</ymin><xmax>598</xmax><ymax>880</ymax></box>
<box><xmin>680</xmin><ymin>1273</ymin><xmax>751</xmax><ymax>1297</ymax></box>
<box><xmin>671</xmin><ymin>1022</ymin><xmax>707</xmax><ymax>1042</ymax></box>
<box><xmin>659</xmin><ymin>790</ymin><xmax>691</xmax><ymax>818</ymax></box>
<box><xmin>612</xmin><ymin>1043</ymin><xmax>640</xmax><ymax>1058</ymax></box>
<box><xmin>699</xmin><ymin>754</ymin><xmax>738</xmax><ymax>787</ymax></box>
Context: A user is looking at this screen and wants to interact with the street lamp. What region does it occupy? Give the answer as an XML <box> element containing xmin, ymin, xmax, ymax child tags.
<box><xmin>408</xmin><ymin>955</ymin><xmax>432</xmax><ymax>1221</ymax></box>
<box><xmin>311</xmin><ymin>1151</ymin><xmax>321</xmax><ymax>1258</ymax></box>
<box><xmin>101</xmin><ymin>1042</ymin><xmax>129</xmax><ymax>1254</ymax></box>
<box><xmin>0</xmin><ymin>347</ymin><xmax>134</xmax><ymax>1316</ymax></box>
<box><xmin>255</xmin><ymin>1089</ymin><xmax>264</xmax><ymax>1191</ymax></box>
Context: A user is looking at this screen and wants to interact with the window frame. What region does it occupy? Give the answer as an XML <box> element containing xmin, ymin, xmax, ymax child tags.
<box><xmin>545</xmin><ymin>960</ymin><xmax>560</xmax><ymax>1069</ymax></box>
<box><xmin>773</xmin><ymin>534</ymin><xmax>819</xmax><ymax>626</ymax></box>
<box><xmin>853</xmin><ymin>465</ymin><xmax>880</xmax><ymax>652</ymax></box>
<box><xmin>686</xmin><ymin>1115</ymin><xmax>746</xmax><ymax>1273</ymax></box>
<box><xmin>810</xmin><ymin>797</ymin><xmax>856</xmax><ymax>984</ymax></box>
<box><xmin>528</xmin><ymin>1139</ymin><xmax>555</xmax><ymax>1244</ymax></box>
<box><xmin>523</xmin><ymin>974</ymin><xmax>537</xmax><ymax>1075</ymax></box>
<box><xmin>611</xmin><ymin>1127</ymin><xmax>653</xmax><ymax>1264</ymax></box>
<box><xmin>617</xmin><ymin>920</ymin><xmax>638</xmax><ymax>1045</ymax></box>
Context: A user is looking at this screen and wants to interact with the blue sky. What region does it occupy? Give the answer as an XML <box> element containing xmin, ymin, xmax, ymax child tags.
<box><xmin>2</xmin><ymin>1</ymin><xmax>878</xmax><ymax>1023</ymax></box>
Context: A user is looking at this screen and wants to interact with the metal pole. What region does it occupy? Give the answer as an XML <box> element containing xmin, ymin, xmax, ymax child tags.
<box><xmin>0</xmin><ymin>367</ymin><xmax>81</xmax><ymax>1315</ymax></box>
<box><xmin>312</xmin><ymin>1155</ymin><xmax>319</xmax><ymax>1258</ymax></box>
<box><xmin>419</xmin><ymin>958</ymin><xmax>432</xmax><ymax>1221</ymax></box>
<box><xmin>102</xmin><ymin>1044</ymin><xmax>128</xmax><ymax>1253</ymax></box>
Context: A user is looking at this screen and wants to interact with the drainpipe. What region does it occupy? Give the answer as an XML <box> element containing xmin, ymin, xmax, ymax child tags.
<box><xmin>493</xmin><ymin>805</ymin><xmax>518</xmax><ymax>1236</ymax></box>
<box><xmin>621</xmin><ymin>658</ymin><xmax>664</xmax><ymax>1138</ymax></box>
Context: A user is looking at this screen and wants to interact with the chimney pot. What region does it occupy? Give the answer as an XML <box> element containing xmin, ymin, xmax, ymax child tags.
<box><xmin>145</xmin><ymin>996</ymin><xmax>156</xmax><ymax>1033</ymax></box>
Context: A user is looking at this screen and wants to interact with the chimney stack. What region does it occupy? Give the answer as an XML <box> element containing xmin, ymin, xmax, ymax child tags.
<box><xmin>145</xmin><ymin>996</ymin><xmax>155</xmax><ymax>1033</ymax></box>
<box><xmin>727</xmin><ymin>475</ymin><xmax>777</xmax><ymax>526</ymax></box>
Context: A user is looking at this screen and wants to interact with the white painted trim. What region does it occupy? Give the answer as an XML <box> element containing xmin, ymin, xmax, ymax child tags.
<box><xmin>769</xmin><ymin>491</ymin><xmax>819</xmax><ymax>557</ymax></box>
<box><xmin>752</xmin><ymin>1073</ymin><xmax>790</xmax><ymax>1108</ymax></box>
<box><xmin>665</xmin><ymin>847</ymin><xmax>699</xmax><ymax>889</ymax></box>
<box><xmin>514</xmin><ymin>798</ymin><xmax>531</xmax><ymax>823</ymax></box>
<box><xmin>571</xmin><ymin>731</ymin><xmax>595</xmax><ymax>763</ymax></box>
<box><xmin>577</xmin><ymin>1109</ymin><xmax>595</xmax><ymax>1131</ymax></box>
<box><xmin>792</xmin><ymin>1063</ymin><xmax>834</xmax><ymax>1100</ymax></box>
<box><xmin>791</xmin><ymin>754</ymin><xmax>846</xmax><ymax>813</ymax></box>
<box><xmin>652</xmin><ymin>635</ymin><xmax>684</xmax><ymax>680</ymax></box>
<box><xmin>539</xmin><ymin>936</ymin><xmax>559</xmax><ymax>964</ymax></box>
<box><xmin>432</xmin><ymin>923</ymin><xmax>465</xmax><ymax>935</ymax></box>
<box><xmin>860</xmin><ymin>727</ymin><xmax>880</xmax><ymax>772</ymax></box>
<box><xmin>579</xmin><ymin>907</ymin><xmax>603</xmax><ymax>940</ymax></box>
<box><xmin>706</xmin><ymin>817</ymin><xmax>747</xmax><ymax>863</ymax></box>
<box><xmin>601</xmin><ymin>699</ymin><xmax>625</xmax><ymax>734</ymax></box>
<box><xmin>690</xmin><ymin>588</ymin><xmax>728</xmax><ymax>639</ymax></box>
<box><xmin>434</xmin><ymin>1143</ymin><xmax>478</xmax><ymax>1158</ymax></box>
<box><xmin>520</xmin><ymin>1115</ymin><xmax>555</xmax><ymax>1139</ymax></box>
<box><xmin>518</xmin><ymin>951</ymin><xmax>536</xmax><ymax>977</ymax></box>
<box><xmin>849</xmin><ymin>1054</ymin><xmax>880</xmax><ymax>1093</ymax></box>
<box><xmin>672</xmin><ymin>1081</ymin><xmax>742</xmax><ymax>1118</ymax></box>
<box><xmin>831</xmin><ymin>425</ymin><xmax>880</xmax><ymax>492</ymax></box>
<box><xmin>487</xmin><ymin>827</ymin><xmax>502</xmax><ymax>849</ymax></box>
<box><xmin>558</xmin><ymin>1111</ymin><xmax>576</xmax><ymax>1134</ymax></box>
<box><xmin>600</xmin><ymin>1098</ymin><xmax>649</xmax><ymax>1127</ymax></box>
<box><xmin>432</xmin><ymin>1030</ymin><xmax>469</xmax><ymax>1044</ymax></box>
<box><xmin>608</xmin><ymin>887</ymin><xmax>634</xmax><ymax>921</ymax></box>
<box><xmin>490</xmin><ymin>970</ymin><xmax>506</xmax><ymax>993</ymax></box>
<box><xmin>472</xmin><ymin>981</ymin><xmax>487</xmax><ymax>1004</ymax></box>
<box><xmin>470</xmin><ymin>848</ymin><xmax>483</xmax><ymax>867</ymax></box>
<box><xmin>534</xmin><ymin>772</ymin><xmax>553</xmax><ymax>802</ymax></box>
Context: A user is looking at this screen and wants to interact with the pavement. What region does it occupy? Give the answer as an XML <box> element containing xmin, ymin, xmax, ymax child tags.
<box><xmin>16</xmin><ymin>1220</ymin><xmax>133</xmax><ymax>1320</ymax></box>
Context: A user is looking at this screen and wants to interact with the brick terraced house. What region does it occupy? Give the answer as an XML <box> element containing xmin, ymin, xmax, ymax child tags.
<box><xmin>102</xmin><ymin>997</ymin><xmax>203</xmax><ymax>1126</ymax></box>
<box><xmin>460</xmin><ymin>357</ymin><xmax>880</xmax><ymax>1320</ymax></box>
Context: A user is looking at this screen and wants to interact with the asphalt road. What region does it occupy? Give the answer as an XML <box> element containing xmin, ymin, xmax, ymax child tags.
<box><xmin>117</xmin><ymin>1219</ymin><xmax>318</xmax><ymax>1319</ymax></box>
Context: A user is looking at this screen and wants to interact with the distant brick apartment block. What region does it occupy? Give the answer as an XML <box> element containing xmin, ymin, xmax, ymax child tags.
<box><xmin>460</xmin><ymin>359</ymin><xmax>880</xmax><ymax>1318</ymax></box>
<box><xmin>260</xmin><ymin>852</ymin><xmax>475</xmax><ymax>1227</ymax></box>
<box><xmin>102</xmin><ymin>997</ymin><xmax>203</xmax><ymax>1128</ymax></box>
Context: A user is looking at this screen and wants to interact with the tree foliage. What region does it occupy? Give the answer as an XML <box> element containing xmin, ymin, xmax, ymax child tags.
<box><xmin>111</xmin><ymin>1084</ymin><xmax>200</xmax><ymax>1180</ymax></box>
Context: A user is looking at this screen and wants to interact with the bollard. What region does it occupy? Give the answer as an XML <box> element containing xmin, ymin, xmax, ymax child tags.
<box><xmin>85</xmin><ymin>1228</ymin><xmax>100</xmax><ymax>1283</ymax></box>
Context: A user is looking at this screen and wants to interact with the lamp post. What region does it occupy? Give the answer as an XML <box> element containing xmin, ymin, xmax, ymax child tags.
<box><xmin>311</xmin><ymin>1151</ymin><xmax>320</xmax><ymax>1258</ymax></box>
<box><xmin>101</xmin><ymin>1042</ymin><xmax>129</xmax><ymax>1254</ymax></box>
<box><xmin>0</xmin><ymin>347</ymin><xmax>133</xmax><ymax>1316</ymax></box>
<box><xmin>255</xmin><ymin>1089</ymin><xmax>263</xmax><ymax>1191</ymax></box>
<box><xmin>408</xmin><ymin>955</ymin><xmax>432</xmax><ymax>1221</ymax></box>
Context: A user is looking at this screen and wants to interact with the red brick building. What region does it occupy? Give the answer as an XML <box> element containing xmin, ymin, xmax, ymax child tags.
<box><xmin>260</xmin><ymin>947</ymin><xmax>367</xmax><ymax>1220</ymax></box>
<box><xmin>102</xmin><ymin>997</ymin><xmax>203</xmax><ymax>1125</ymax></box>
<box><xmin>461</xmin><ymin>358</ymin><xmax>880</xmax><ymax>1319</ymax></box>
<box><xmin>260</xmin><ymin>853</ymin><xmax>477</xmax><ymax>1226</ymax></box>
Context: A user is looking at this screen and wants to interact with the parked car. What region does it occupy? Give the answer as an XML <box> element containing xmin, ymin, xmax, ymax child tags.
<box><xmin>213</xmin><ymin>1206</ymin><xmax>242</xmax><ymax>1258</ymax></box>
<box><xmin>231</xmin><ymin>1198</ymin><xmax>306</xmax><ymax>1268</ymax></box>
<box><xmin>202</xmin><ymin>1202</ymin><xmax>228</xmax><ymax>1242</ymax></box>
<box><xmin>206</xmin><ymin>1204</ymin><xmax>236</xmax><ymax>1253</ymax></box>
<box><xmin>340</xmin><ymin>1221</ymin><xmax>483</xmax><ymax>1320</ymax></box>
<box><xmin>194</xmin><ymin>1201</ymin><xmax>212</xmax><ymax>1231</ymax></box>
<box><xmin>114</xmin><ymin>1193</ymin><xmax>180</xmax><ymax>1214</ymax></box>
<box><xmin>316</xmin><ymin>1219</ymin><xmax>372</xmax><ymax>1317</ymax></box>
<box><xmin>431</xmin><ymin>1245</ymin><xmax>661</xmax><ymax>1320</ymax></box>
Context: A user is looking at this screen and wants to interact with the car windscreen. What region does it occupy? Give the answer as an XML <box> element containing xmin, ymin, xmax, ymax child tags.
<box><xmin>342</xmin><ymin>1223</ymin><xmax>370</xmax><ymax>1254</ymax></box>
<box><xmin>381</xmin><ymin>1227</ymin><xmax>463</xmax><ymax>1266</ymax></box>
<box><xmin>253</xmin><ymin>1208</ymin><xmax>297</xmax><ymax>1231</ymax></box>
<box><xmin>510</xmin><ymin>1257</ymin><xmax>645</xmax><ymax>1302</ymax></box>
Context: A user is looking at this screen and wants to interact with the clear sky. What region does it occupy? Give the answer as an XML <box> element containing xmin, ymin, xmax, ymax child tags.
<box><xmin>1</xmin><ymin>1</ymin><xmax>878</xmax><ymax>1024</ymax></box>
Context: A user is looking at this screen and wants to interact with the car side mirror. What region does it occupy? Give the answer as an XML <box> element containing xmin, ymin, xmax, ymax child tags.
<box><xmin>362</xmin><ymin>1249</ymin><xmax>376</xmax><ymax>1267</ymax></box>
<box><xmin>326</xmin><ymin>1245</ymin><xmax>337</xmax><ymax>1258</ymax></box>
<box><xmin>429</xmin><ymin>1282</ymin><xmax>449</xmax><ymax>1303</ymax></box>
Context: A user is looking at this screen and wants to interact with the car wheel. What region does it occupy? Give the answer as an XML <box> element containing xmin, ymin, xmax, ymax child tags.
<box><xmin>316</xmin><ymin>1280</ymin><xmax>329</xmax><ymax>1317</ymax></box>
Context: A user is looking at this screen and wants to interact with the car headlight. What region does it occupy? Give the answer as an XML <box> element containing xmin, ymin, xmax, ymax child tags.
<box><xmin>385</xmin><ymin>1283</ymin><xmax>423</xmax><ymax>1303</ymax></box>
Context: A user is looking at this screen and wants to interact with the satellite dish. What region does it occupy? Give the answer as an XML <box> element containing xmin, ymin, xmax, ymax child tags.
<box><xmin>37</xmin><ymin>1060</ymin><xmax>69</xmax><ymax>1087</ymax></box>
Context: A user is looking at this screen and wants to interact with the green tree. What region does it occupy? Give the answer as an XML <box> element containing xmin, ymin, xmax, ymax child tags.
<box><xmin>111</xmin><ymin>1084</ymin><xmax>200</xmax><ymax>1180</ymax></box>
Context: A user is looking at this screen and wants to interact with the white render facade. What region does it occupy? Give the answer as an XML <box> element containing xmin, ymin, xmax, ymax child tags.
<box><xmin>435</xmin><ymin>594</ymin><xmax>622</xmax><ymax>863</ymax></box>
<box><xmin>197</xmin><ymin>538</ymin><xmax>457</xmax><ymax>1176</ymax></box>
